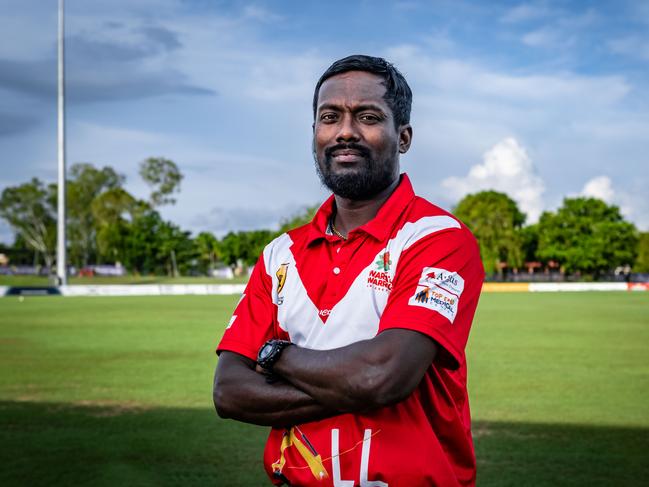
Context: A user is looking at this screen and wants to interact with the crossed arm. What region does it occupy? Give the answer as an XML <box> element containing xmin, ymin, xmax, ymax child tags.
<box><xmin>213</xmin><ymin>328</ymin><xmax>437</xmax><ymax>428</ymax></box>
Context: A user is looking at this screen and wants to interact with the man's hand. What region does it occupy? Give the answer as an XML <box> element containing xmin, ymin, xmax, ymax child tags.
<box><xmin>254</xmin><ymin>363</ymin><xmax>280</xmax><ymax>383</ymax></box>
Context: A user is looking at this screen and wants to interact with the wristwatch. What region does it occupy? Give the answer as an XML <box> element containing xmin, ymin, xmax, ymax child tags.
<box><xmin>257</xmin><ymin>339</ymin><xmax>293</xmax><ymax>371</ymax></box>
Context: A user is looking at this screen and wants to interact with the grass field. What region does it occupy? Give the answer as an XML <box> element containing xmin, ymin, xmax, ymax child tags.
<box><xmin>1</xmin><ymin>292</ymin><xmax>648</xmax><ymax>486</ymax></box>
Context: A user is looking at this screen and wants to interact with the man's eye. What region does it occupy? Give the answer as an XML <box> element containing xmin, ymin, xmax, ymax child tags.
<box><xmin>359</xmin><ymin>114</ymin><xmax>380</xmax><ymax>123</ymax></box>
<box><xmin>320</xmin><ymin>113</ymin><xmax>337</xmax><ymax>122</ymax></box>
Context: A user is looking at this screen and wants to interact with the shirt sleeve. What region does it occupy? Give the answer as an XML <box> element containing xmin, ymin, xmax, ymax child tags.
<box><xmin>378</xmin><ymin>227</ymin><xmax>484</xmax><ymax>369</ymax></box>
<box><xmin>216</xmin><ymin>253</ymin><xmax>277</xmax><ymax>361</ymax></box>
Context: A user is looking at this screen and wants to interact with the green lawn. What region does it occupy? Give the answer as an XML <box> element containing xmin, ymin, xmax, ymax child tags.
<box><xmin>0</xmin><ymin>293</ymin><xmax>647</xmax><ymax>486</ymax></box>
<box><xmin>0</xmin><ymin>275</ymin><xmax>248</xmax><ymax>286</ymax></box>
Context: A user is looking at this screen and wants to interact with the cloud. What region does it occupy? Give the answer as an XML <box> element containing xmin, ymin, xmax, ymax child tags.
<box><xmin>441</xmin><ymin>137</ymin><xmax>545</xmax><ymax>223</ymax></box>
<box><xmin>242</xmin><ymin>5</ymin><xmax>284</xmax><ymax>23</ymax></box>
<box><xmin>0</xmin><ymin>56</ymin><xmax>214</xmax><ymax>105</ymax></box>
<box><xmin>139</xmin><ymin>25</ymin><xmax>182</xmax><ymax>51</ymax></box>
<box><xmin>67</xmin><ymin>23</ymin><xmax>183</xmax><ymax>63</ymax></box>
<box><xmin>0</xmin><ymin>20</ymin><xmax>214</xmax><ymax>105</ymax></box>
<box><xmin>0</xmin><ymin>59</ymin><xmax>56</xmax><ymax>100</ymax></box>
<box><xmin>522</xmin><ymin>27</ymin><xmax>569</xmax><ymax>48</ymax></box>
<box><xmin>515</xmin><ymin>8</ymin><xmax>597</xmax><ymax>50</ymax></box>
<box><xmin>607</xmin><ymin>36</ymin><xmax>649</xmax><ymax>61</ymax></box>
<box><xmin>501</xmin><ymin>3</ymin><xmax>553</xmax><ymax>23</ymax></box>
<box><xmin>192</xmin><ymin>205</ymin><xmax>299</xmax><ymax>236</ymax></box>
<box><xmin>0</xmin><ymin>111</ymin><xmax>40</xmax><ymax>136</ymax></box>
<box><xmin>580</xmin><ymin>176</ymin><xmax>614</xmax><ymax>203</ymax></box>
<box><xmin>241</xmin><ymin>51</ymin><xmax>325</xmax><ymax>102</ymax></box>
<box><xmin>385</xmin><ymin>45</ymin><xmax>630</xmax><ymax>106</ymax></box>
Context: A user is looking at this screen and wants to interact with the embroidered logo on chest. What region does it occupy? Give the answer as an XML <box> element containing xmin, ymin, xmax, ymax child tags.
<box><xmin>366</xmin><ymin>251</ymin><xmax>393</xmax><ymax>292</ymax></box>
<box><xmin>276</xmin><ymin>263</ymin><xmax>289</xmax><ymax>305</ymax></box>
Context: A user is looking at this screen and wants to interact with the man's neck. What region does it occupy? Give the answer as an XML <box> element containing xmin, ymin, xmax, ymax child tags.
<box><xmin>332</xmin><ymin>177</ymin><xmax>400</xmax><ymax>238</ymax></box>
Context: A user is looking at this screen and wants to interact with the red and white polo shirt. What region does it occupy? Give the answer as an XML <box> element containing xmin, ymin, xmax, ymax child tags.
<box><xmin>217</xmin><ymin>174</ymin><xmax>484</xmax><ymax>486</ymax></box>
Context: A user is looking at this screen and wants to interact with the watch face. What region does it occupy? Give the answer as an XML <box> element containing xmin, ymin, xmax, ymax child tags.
<box><xmin>259</xmin><ymin>343</ymin><xmax>274</xmax><ymax>360</ymax></box>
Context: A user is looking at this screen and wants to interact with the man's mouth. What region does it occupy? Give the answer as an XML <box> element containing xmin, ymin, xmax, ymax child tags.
<box><xmin>328</xmin><ymin>146</ymin><xmax>368</xmax><ymax>165</ymax></box>
<box><xmin>333</xmin><ymin>149</ymin><xmax>362</xmax><ymax>163</ymax></box>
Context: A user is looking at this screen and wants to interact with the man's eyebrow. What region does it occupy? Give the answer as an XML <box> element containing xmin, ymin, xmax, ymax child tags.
<box><xmin>354</xmin><ymin>104</ymin><xmax>387</xmax><ymax>114</ymax></box>
<box><xmin>317</xmin><ymin>103</ymin><xmax>341</xmax><ymax>113</ymax></box>
<box><xmin>317</xmin><ymin>102</ymin><xmax>387</xmax><ymax>114</ymax></box>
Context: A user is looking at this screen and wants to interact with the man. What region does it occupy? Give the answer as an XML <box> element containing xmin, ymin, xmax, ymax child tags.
<box><xmin>214</xmin><ymin>54</ymin><xmax>484</xmax><ymax>486</ymax></box>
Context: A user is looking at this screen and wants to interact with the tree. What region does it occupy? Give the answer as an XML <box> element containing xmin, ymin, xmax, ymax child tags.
<box><xmin>453</xmin><ymin>191</ymin><xmax>526</xmax><ymax>274</ymax></box>
<box><xmin>520</xmin><ymin>224</ymin><xmax>539</xmax><ymax>264</ymax></box>
<box><xmin>139</xmin><ymin>157</ymin><xmax>183</xmax><ymax>206</ymax></box>
<box><xmin>536</xmin><ymin>197</ymin><xmax>638</xmax><ymax>277</ymax></box>
<box><xmin>0</xmin><ymin>178</ymin><xmax>57</xmax><ymax>269</ymax></box>
<box><xmin>633</xmin><ymin>232</ymin><xmax>649</xmax><ymax>273</ymax></box>
<box><xmin>67</xmin><ymin>163</ymin><xmax>124</xmax><ymax>267</ymax></box>
<box><xmin>105</xmin><ymin>206</ymin><xmax>195</xmax><ymax>276</ymax></box>
<box><xmin>91</xmin><ymin>187</ymin><xmax>138</xmax><ymax>263</ymax></box>
<box><xmin>218</xmin><ymin>230</ymin><xmax>275</xmax><ymax>267</ymax></box>
<box><xmin>194</xmin><ymin>231</ymin><xmax>220</xmax><ymax>273</ymax></box>
<box><xmin>1</xmin><ymin>234</ymin><xmax>33</xmax><ymax>266</ymax></box>
<box><xmin>153</xmin><ymin>218</ymin><xmax>195</xmax><ymax>276</ymax></box>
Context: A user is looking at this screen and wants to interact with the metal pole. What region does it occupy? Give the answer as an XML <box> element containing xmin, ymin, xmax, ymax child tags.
<box><xmin>56</xmin><ymin>0</ymin><xmax>67</xmax><ymax>285</ymax></box>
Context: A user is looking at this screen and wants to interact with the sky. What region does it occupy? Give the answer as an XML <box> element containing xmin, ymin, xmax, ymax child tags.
<box><xmin>0</xmin><ymin>0</ymin><xmax>648</xmax><ymax>244</ymax></box>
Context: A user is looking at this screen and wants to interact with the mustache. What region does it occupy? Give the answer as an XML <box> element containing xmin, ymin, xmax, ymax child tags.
<box><xmin>324</xmin><ymin>143</ymin><xmax>372</xmax><ymax>160</ymax></box>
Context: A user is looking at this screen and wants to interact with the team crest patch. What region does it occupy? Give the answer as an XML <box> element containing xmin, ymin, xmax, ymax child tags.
<box><xmin>375</xmin><ymin>251</ymin><xmax>392</xmax><ymax>271</ymax></box>
<box><xmin>276</xmin><ymin>263</ymin><xmax>289</xmax><ymax>294</ymax></box>
<box><xmin>367</xmin><ymin>251</ymin><xmax>393</xmax><ymax>292</ymax></box>
<box><xmin>408</xmin><ymin>267</ymin><xmax>465</xmax><ymax>323</ymax></box>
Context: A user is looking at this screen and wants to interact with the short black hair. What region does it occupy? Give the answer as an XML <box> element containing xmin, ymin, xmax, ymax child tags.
<box><xmin>313</xmin><ymin>54</ymin><xmax>412</xmax><ymax>129</ymax></box>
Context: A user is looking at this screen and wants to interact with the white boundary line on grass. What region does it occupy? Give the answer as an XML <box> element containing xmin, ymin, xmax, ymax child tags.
<box><xmin>58</xmin><ymin>284</ymin><xmax>247</xmax><ymax>297</ymax></box>
<box><xmin>529</xmin><ymin>282</ymin><xmax>628</xmax><ymax>292</ymax></box>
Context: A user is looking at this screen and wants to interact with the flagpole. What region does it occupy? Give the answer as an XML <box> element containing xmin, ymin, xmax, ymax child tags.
<box><xmin>56</xmin><ymin>0</ymin><xmax>67</xmax><ymax>285</ymax></box>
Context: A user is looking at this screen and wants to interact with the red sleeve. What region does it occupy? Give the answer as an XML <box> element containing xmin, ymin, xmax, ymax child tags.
<box><xmin>379</xmin><ymin>227</ymin><xmax>484</xmax><ymax>369</ymax></box>
<box><xmin>216</xmin><ymin>253</ymin><xmax>277</xmax><ymax>361</ymax></box>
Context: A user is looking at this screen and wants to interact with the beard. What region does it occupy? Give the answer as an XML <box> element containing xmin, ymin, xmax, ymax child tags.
<box><xmin>314</xmin><ymin>141</ymin><xmax>397</xmax><ymax>200</ymax></box>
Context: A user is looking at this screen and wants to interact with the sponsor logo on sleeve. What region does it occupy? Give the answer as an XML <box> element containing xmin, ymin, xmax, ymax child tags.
<box><xmin>408</xmin><ymin>267</ymin><xmax>465</xmax><ymax>323</ymax></box>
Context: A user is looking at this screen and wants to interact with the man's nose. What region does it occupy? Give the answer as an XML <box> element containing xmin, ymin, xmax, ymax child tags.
<box><xmin>335</xmin><ymin>114</ymin><xmax>360</xmax><ymax>143</ymax></box>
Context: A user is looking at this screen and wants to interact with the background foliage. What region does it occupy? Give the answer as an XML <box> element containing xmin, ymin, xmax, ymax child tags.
<box><xmin>0</xmin><ymin>162</ymin><xmax>642</xmax><ymax>279</ymax></box>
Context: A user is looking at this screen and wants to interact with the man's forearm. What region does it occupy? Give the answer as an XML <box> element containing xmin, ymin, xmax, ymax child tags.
<box><xmin>213</xmin><ymin>351</ymin><xmax>338</xmax><ymax>428</ymax></box>
<box><xmin>273</xmin><ymin>329</ymin><xmax>437</xmax><ymax>412</ymax></box>
<box><xmin>272</xmin><ymin>341</ymin><xmax>384</xmax><ymax>412</ymax></box>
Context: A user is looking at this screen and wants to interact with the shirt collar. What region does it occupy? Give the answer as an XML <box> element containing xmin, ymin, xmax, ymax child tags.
<box><xmin>306</xmin><ymin>173</ymin><xmax>416</xmax><ymax>245</ymax></box>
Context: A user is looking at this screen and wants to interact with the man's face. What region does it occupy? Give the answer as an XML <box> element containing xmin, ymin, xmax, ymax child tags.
<box><xmin>313</xmin><ymin>71</ymin><xmax>411</xmax><ymax>200</ymax></box>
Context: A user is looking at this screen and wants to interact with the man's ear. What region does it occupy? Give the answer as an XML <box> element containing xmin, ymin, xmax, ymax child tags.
<box><xmin>398</xmin><ymin>124</ymin><xmax>413</xmax><ymax>154</ymax></box>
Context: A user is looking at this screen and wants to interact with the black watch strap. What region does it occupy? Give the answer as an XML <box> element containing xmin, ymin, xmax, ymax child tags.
<box><xmin>257</xmin><ymin>339</ymin><xmax>292</xmax><ymax>371</ymax></box>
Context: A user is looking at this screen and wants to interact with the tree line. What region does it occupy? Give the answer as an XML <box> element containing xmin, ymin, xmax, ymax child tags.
<box><xmin>0</xmin><ymin>160</ymin><xmax>316</xmax><ymax>276</ymax></box>
<box><xmin>0</xmin><ymin>161</ymin><xmax>647</xmax><ymax>278</ymax></box>
<box><xmin>453</xmin><ymin>190</ymin><xmax>647</xmax><ymax>277</ymax></box>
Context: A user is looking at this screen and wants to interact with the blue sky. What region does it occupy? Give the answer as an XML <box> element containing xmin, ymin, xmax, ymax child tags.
<box><xmin>1</xmin><ymin>0</ymin><xmax>648</xmax><ymax>244</ymax></box>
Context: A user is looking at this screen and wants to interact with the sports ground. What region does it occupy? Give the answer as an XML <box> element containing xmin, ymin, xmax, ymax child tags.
<box><xmin>1</xmin><ymin>292</ymin><xmax>647</xmax><ymax>486</ymax></box>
